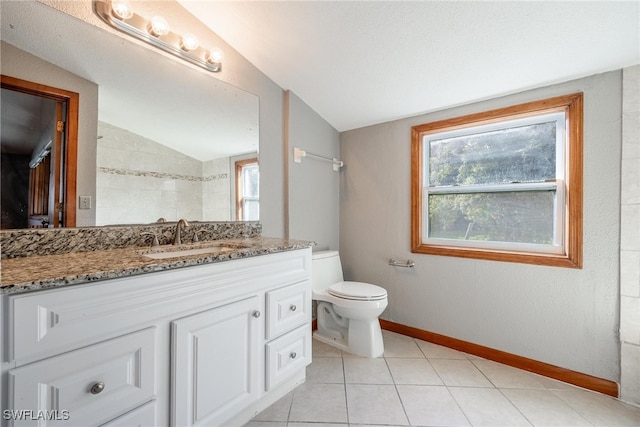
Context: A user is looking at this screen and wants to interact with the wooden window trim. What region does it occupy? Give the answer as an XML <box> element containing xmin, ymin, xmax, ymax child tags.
<box><xmin>235</xmin><ymin>157</ymin><xmax>258</xmax><ymax>221</ymax></box>
<box><xmin>411</xmin><ymin>93</ymin><xmax>583</xmax><ymax>268</ymax></box>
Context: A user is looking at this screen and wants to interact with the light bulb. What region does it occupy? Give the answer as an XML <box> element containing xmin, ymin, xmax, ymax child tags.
<box><xmin>149</xmin><ymin>16</ymin><xmax>170</xmax><ymax>36</ymax></box>
<box><xmin>181</xmin><ymin>33</ymin><xmax>199</xmax><ymax>51</ymax></box>
<box><xmin>111</xmin><ymin>0</ymin><xmax>133</xmax><ymax>20</ymax></box>
<box><xmin>207</xmin><ymin>47</ymin><xmax>224</xmax><ymax>64</ymax></box>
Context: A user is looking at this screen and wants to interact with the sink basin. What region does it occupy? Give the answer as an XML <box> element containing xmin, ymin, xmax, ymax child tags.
<box><xmin>139</xmin><ymin>243</ymin><xmax>248</xmax><ymax>260</ymax></box>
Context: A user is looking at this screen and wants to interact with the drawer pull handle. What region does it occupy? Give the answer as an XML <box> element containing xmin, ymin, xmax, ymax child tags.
<box><xmin>290</xmin><ymin>304</ymin><xmax>297</xmax><ymax>312</ymax></box>
<box><xmin>290</xmin><ymin>352</ymin><xmax>297</xmax><ymax>359</ymax></box>
<box><xmin>252</xmin><ymin>310</ymin><xmax>261</xmax><ymax>318</ymax></box>
<box><xmin>90</xmin><ymin>382</ymin><xmax>105</xmax><ymax>395</ymax></box>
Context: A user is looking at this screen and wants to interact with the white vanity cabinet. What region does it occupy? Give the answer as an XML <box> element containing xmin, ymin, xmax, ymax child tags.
<box><xmin>171</xmin><ymin>296</ymin><xmax>262</xmax><ymax>426</ymax></box>
<box><xmin>1</xmin><ymin>248</ymin><xmax>312</xmax><ymax>427</ymax></box>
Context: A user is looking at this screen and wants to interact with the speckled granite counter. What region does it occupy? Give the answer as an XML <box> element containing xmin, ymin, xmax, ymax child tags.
<box><xmin>0</xmin><ymin>222</ymin><xmax>262</xmax><ymax>259</ymax></box>
<box><xmin>1</xmin><ymin>236</ymin><xmax>314</xmax><ymax>295</ymax></box>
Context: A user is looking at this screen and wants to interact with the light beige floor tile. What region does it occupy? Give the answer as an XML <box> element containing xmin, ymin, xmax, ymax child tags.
<box><xmin>552</xmin><ymin>389</ymin><xmax>640</xmax><ymax>426</ymax></box>
<box><xmin>313</xmin><ymin>338</ymin><xmax>343</xmax><ymax>357</ymax></box>
<box><xmin>346</xmin><ymin>384</ymin><xmax>409</xmax><ymax>425</ymax></box>
<box><xmin>288</xmin><ymin>423</ymin><xmax>347</xmax><ymax>427</ymax></box>
<box><xmin>382</xmin><ymin>331</ymin><xmax>424</xmax><ymax>357</ymax></box>
<box><xmin>430</xmin><ymin>359</ymin><xmax>493</xmax><ymax>387</ymax></box>
<box><xmin>349</xmin><ymin>425</ymin><xmax>408</xmax><ymax>427</ymax></box>
<box><xmin>289</xmin><ymin>383</ymin><xmax>348</xmax><ymax>423</ymax></box>
<box><xmin>502</xmin><ymin>389</ymin><xmax>592</xmax><ymax>426</ymax></box>
<box><xmin>465</xmin><ymin>353</ymin><xmax>486</xmax><ymax>360</ymax></box>
<box><xmin>252</xmin><ymin>391</ymin><xmax>293</xmax><ymax>421</ymax></box>
<box><xmin>416</xmin><ymin>339</ymin><xmax>469</xmax><ymax>359</ymax></box>
<box><xmin>539</xmin><ymin>375</ymin><xmax>585</xmax><ymax>391</ymax></box>
<box><xmin>396</xmin><ymin>385</ymin><xmax>470</xmax><ymax>426</ymax></box>
<box><xmin>307</xmin><ymin>357</ymin><xmax>345</xmax><ymax>383</ymax></box>
<box><xmin>344</xmin><ymin>357</ymin><xmax>394</xmax><ymax>384</ymax></box>
<box><xmin>386</xmin><ymin>357</ymin><xmax>443</xmax><ymax>385</ymax></box>
<box><xmin>342</xmin><ymin>350</ymin><xmax>367</xmax><ymax>358</ymax></box>
<box><xmin>472</xmin><ymin>359</ymin><xmax>548</xmax><ymax>389</ymax></box>
<box><xmin>449</xmin><ymin>387</ymin><xmax>531</xmax><ymax>426</ymax></box>
<box><xmin>272</xmin><ymin>334</ymin><xmax>640</xmax><ymax>427</ymax></box>
<box><xmin>243</xmin><ymin>421</ymin><xmax>287</xmax><ymax>427</ymax></box>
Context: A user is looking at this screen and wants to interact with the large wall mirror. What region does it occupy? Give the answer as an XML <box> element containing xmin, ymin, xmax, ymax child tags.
<box><xmin>0</xmin><ymin>1</ymin><xmax>259</xmax><ymax>229</ymax></box>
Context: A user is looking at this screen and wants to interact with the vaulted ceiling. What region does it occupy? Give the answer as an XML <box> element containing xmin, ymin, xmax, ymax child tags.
<box><xmin>180</xmin><ymin>1</ymin><xmax>640</xmax><ymax>131</ymax></box>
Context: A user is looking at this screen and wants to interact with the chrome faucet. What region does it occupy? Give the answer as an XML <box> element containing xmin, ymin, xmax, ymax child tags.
<box><xmin>173</xmin><ymin>219</ymin><xmax>190</xmax><ymax>245</ymax></box>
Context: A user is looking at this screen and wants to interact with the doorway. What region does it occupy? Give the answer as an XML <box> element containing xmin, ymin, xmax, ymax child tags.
<box><xmin>1</xmin><ymin>75</ymin><xmax>78</xmax><ymax>229</ymax></box>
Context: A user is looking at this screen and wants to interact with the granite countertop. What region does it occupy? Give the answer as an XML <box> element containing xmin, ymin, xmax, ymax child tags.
<box><xmin>0</xmin><ymin>237</ymin><xmax>313</xmax><ymax>295</ymax></box>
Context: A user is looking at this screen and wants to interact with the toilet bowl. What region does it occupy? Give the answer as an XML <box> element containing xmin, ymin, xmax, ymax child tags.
<box><xmin>312</xmin><ymin>251</ymin><xmax>388</xmax><ymax>358</ymax></box>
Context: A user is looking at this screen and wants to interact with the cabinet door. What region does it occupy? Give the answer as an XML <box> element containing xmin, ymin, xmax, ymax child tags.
<box><xmin>171</xmin><ymin>296</ymin><xmax>261</xmax><ymax>427</ymax></box>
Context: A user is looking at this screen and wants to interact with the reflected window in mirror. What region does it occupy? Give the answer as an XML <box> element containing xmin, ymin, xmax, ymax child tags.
<box><xmin>235</xmin><ymin>158</ymin><xmax>259</xmax><ymax>221</ymax></box>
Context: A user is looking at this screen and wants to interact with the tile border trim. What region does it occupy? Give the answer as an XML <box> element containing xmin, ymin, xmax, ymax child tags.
<box><xmin>98</xmin><ymin>166</ymin><xmax>228</xmax><ymax>182</ymax></box>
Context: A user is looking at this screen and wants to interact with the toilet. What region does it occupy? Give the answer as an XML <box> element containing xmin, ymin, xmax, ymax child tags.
<box><xmin>312</xmin><ymin>250</ymin><xmax>388</xmax><ymax>358</ymax></box>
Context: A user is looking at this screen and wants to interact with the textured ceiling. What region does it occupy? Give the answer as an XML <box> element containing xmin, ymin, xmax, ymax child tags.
<box><xmin>180</xmin><ymin>1</ymin><xmax>640</xmax><ymax>132</ymax></box>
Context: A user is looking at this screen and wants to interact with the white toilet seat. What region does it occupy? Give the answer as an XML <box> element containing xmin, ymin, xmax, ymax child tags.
<box><xmin>328</xmin><ymin>281</ymin><xmax>387</xmax><ymax>301</ymax></box>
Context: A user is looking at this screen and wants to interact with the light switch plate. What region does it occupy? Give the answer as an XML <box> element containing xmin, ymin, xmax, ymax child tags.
<box><xmin>79</xmin><ymin>196</ymin><xmax>91</xmax><ymax>210</ymax></box>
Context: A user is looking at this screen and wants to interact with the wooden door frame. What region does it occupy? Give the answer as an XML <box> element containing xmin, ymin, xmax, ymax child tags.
<box><xmin>1</xmin><ymin>74</ymin><xmax>78</xmax><ymax>227</ymax></box>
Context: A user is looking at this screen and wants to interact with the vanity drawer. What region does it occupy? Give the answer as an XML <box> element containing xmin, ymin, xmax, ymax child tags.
<box><xmin>8</xmin><ymin>328</ymin><xmax>155</xmax><ymax>427</ymax></box>
<box><xmin>100</xmin><ymin>400</ymin><xmax>156</xmax><ymax>427</ymax></box>
<box><xmin>265</xmin><ymin>280</ymin><xmax>311</xmax><ymax>340</ymax></box>
<box><xmin>265</xmin><ymin>324</ymin><xmax>311</xmax><ymax>390</ymax></box>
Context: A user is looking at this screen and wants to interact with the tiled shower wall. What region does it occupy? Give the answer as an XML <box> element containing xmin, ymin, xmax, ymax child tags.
<box><xmin>96</xmin><ymin>122</ymin><xmax>230</xmax><ymax>224</ymax></box>
<box><xmin>620</xmin><ymin>64</ymin><xmax>640</xmax><ymax>406</ymax></box>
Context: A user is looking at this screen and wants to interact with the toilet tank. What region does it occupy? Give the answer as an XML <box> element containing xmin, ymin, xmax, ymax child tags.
<box><xmin>311</xmin><ymin>250</ymin><xmax>344</xmax><ymax>292</ymax></box>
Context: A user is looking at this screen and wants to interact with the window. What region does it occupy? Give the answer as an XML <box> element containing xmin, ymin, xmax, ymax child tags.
<box><xmin>411</xmin><ymin>93</ymin><xmax>583</xmax><ymax>268</ymax></box>
<box><xmin>235</xmin><ymin>158</ymin><xmax>259</xmax><ymax>221</ymax></box>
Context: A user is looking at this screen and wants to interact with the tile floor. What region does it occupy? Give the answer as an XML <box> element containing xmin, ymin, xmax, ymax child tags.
<box><xmin>245</xmin><ymin>330</ymin><xmax>640</xmax><ymax>427</ymax></box>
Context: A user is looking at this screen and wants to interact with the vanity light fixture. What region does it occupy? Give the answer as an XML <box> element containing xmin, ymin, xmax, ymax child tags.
<box><xmin>149</xmin><ymin>15</ymin><xmax>170</xmax><ymax>37</ymax></box>
<box><xmin>180</xmin><ymin>33</ymin><xmax>199</xmax><ymax>52</ymax></box>
<box><xmin>111</xmin><ymin>0</ymin><xmax>133</xmax><ymax>20</ymax></box>
<box><xmin>94</xmin><ymin>0</ymin><xmax>223</xmax><ymax>72</ymax></box>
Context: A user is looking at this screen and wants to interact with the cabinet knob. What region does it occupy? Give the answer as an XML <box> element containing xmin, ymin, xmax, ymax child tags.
<box><xmin>252</xmin><ymin>310</ymin><xmax>261</xmax><ymax>318</ymax></box>
<box><xmin>289</xmin><ymin>304</ymin><xmax>297</xmax><ymax>312</ymax></box>
<box><xmin>290</xmin><ymin>352</ymin><xmax>297</xmax><ymax>359</ymax></box>
<box><xmin>90</xmin><ymin>382</ymin><xmax>105</xmax><ymax>395</ymax></box>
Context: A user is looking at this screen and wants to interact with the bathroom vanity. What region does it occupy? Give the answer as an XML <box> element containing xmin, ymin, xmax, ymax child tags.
<box><xmin>0</xmin><ymin>227</ymin><xmax>313</xmax><ymax>426</ymax></box>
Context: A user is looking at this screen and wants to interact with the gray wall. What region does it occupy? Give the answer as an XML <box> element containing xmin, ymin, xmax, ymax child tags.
<box><xmin>340</xmin><ymin>70</ymin><xmax>622</xmax><ymax>382</ymax></box>
<box><xmin>287</xmin><ymin>91</ymin><xmax>340</xmax><ymax>249</ymax></box>
<box><xmin>1</xmin><ymin>41</ymin><xmax>99</xmax><ymax>227</ymax></box>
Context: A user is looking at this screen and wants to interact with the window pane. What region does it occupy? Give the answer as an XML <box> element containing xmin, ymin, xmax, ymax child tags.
<box><xmin>242</xmin><ymin>164</ymin><xmax>259</xmax><ymax>197</ymax></box>
<box><xmin>243</xmin><ymin>199</ymin><xmax>259</xmax><ymax>221</ymax></box>
<box><xmin>427</xmin><ymin>190</ymin><xmax>555</xmax><ymax>244</ymax></box>
<box><xmin>428</xmin><ymin>121</ymin><xmax>557</xmax><ymax>186</ymax></box>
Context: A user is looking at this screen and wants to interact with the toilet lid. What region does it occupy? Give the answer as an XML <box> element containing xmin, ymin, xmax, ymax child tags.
<box><xmin>328</xmin><ymin>281</ymin><xmax>387</xmax><ymax>301</ymax></box>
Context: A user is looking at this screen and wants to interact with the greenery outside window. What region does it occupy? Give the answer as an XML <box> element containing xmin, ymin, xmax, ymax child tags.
<box><xmin>411</xmin><ymin>93</ymin><xmax>583</xmax><ymax>268</ymax></box>
<box><xmin>235</xmin><ymin>158</ymin><xmax>259</xmax><ymax>221</ymax></box>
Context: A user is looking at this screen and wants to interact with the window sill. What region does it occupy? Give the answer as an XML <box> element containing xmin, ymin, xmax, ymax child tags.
<box><xmin>411</xmin><ymin>242</ymin><xmax>582</xmax><ymax>268</ymax></box>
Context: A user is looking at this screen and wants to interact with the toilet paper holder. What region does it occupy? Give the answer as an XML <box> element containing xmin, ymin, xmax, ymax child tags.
<box><xmin>388</xmin><ymin>258</ymin><xmax>415</xmax><ymax>268</ymax></box>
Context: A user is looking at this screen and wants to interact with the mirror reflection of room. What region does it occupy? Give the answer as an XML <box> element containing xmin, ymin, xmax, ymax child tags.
<box><xmin>1</xmin><ymin>0</ymin><xmax>260</xmax><ymax>228</ymax></box>
<box><xmin>1</xmin><ymin>87</ymin><xmax>65</xmax><ymax>229</ymax></box>
<box><xmin>96</xmin><ymin>121</ymin><xmax>258</xmax><ymax>225</ymax></box>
